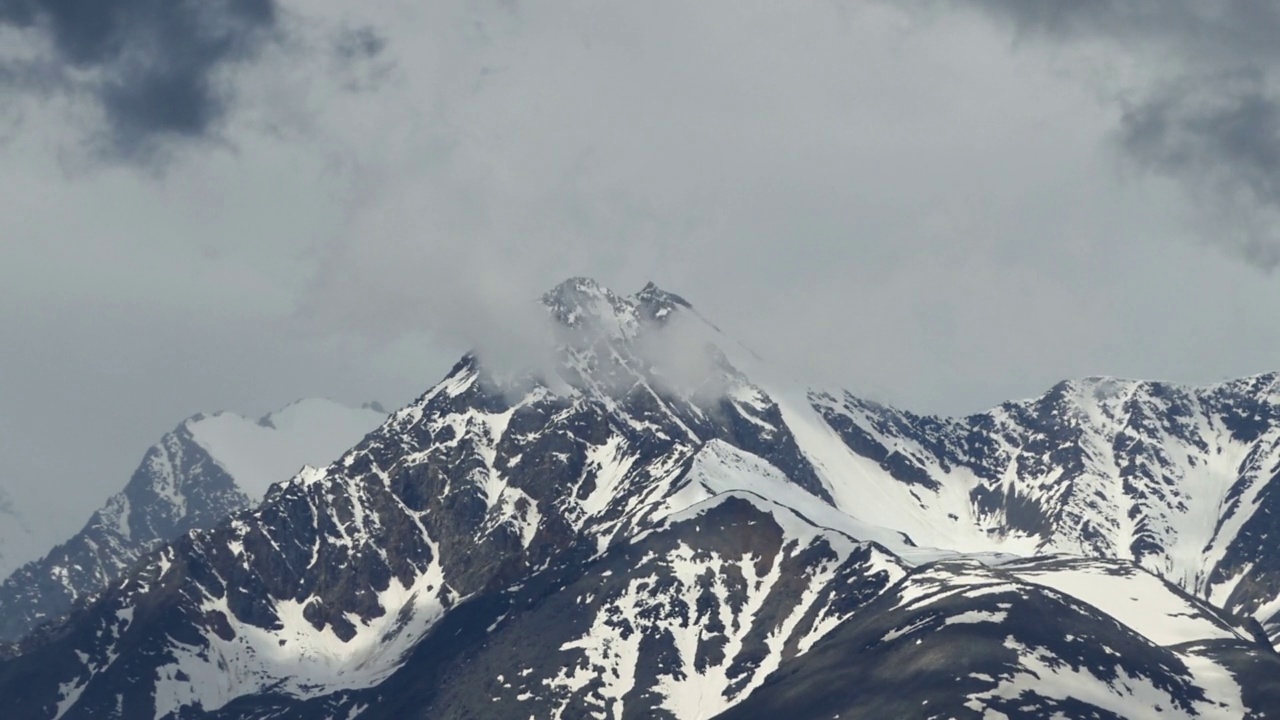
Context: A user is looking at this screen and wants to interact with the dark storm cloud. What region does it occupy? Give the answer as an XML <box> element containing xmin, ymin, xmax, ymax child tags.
<box><xmin>959</xmin><ymin>0</ymin><xmax>1280</xmax><ymax>50</ymax></box>
<box><xmin>953</xmin><ymin>0</ymin><xmax>1280</xmax><ymax>269</ymax></box>
<box><xmin>1119</xmin><ymin>71</ymin><xmax>1280</xmax><ymax>268</ymax></box>
<box><xmin>0</xmin><ymin>0</ymin><xmax>278</xmax><ymax>158</ymax></box>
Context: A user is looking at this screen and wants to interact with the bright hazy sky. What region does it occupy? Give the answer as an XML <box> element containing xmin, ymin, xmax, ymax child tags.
<box><xmin>3</xmin><ymin>0</ymin><xmax>1280</xmax><ymax>547</ymax></box>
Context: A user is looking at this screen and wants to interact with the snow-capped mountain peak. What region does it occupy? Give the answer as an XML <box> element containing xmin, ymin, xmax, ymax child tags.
<box><xmin>0</xmin><ymin>399</ymin><xmax>386</xmax><ymax>644</ymax></box>
<box><xmin>541</xmin><ymin>276</ymin><xmax>641</xmax><ymax>337</ymax></box>
<box><xmin>540</xmin><ymin>277</ymin><xmax>705</xmax><ymax>345</ymax></box>
<box><xmin>632</xmin><ymin>280</ymin><xmax>694</xmax><ymax>321</ymax></box>
<box><xmin>5</xmin><ymin>278</ymin><xmax>1280</xmax><ymax>720</ymax></box>
<box><xmin>187</xmin><ymin>397</ymin><xmax>385</xmax><ymax>501</ymax></box>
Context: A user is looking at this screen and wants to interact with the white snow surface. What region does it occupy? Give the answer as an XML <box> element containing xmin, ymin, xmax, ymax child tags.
<box><xmin>1006</xmin><ymin>560</ymin><xmax>1251</xmax><ymax>647</ymax></box>
<box><xmin>187</xmin><ymin>399</ymin><xmax>385</xmax><ymax>501</ymax></box>
<box><xmin>153</xmin><ymin>554</ymin><xmax>453</xmax><ymax>718</ymax></box>
<box><xmin>655</xmin><ymin>439</ymin><xmax>910</xmax><ymax>554</ymax></box>
<box><xmin>771</xmin><ymin>390</ymin><xmax>1041</xmax><ymax>563</ymax></box>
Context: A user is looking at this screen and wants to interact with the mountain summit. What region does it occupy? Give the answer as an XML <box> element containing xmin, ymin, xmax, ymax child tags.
<box><xmin>2</xmin><ymin>279</ymin><xmax>1280</xmax><ymax>719</ymax></box>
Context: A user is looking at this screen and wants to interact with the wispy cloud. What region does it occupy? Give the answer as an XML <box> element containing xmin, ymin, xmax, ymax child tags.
<box><xmin>953</xmin><ymin>0</ymin><xmax>1280</xmax><ymax>268</ymax></box>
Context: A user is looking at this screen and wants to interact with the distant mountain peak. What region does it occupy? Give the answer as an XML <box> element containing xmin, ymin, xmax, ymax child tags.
<box><xmin>541</xmin><ymin>275</ymin><xmax>614</xmax><ymax>311</ymax></box>
<box><xmin>539</xmin><ymin>277</ymin><xmax>702</xmax><ymax>334</ymax></box>
<box><xmin>535</xmin><ymin>279</ymin><xmax>686</xmax><ymax>359</ymax></box>
<box><xmin>633</xmin><ymin>281</ymin><xmax>693</xmax><ymax>322</ymax></box>
<box><xmin>538</xmin><ymin>277</ymin><xmax>638</xmax><ymax>339</ymax></box>
<box><xmin>0</xmin><ymin>399</ymin><xmax>388</xmax><ymax>644</ymax></box>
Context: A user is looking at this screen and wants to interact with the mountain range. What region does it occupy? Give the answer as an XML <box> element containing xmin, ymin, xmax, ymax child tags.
<box><xmin>1</xmin><ymin>278</ymin><xmax>1278</xmax><ymax>719</ymax></box>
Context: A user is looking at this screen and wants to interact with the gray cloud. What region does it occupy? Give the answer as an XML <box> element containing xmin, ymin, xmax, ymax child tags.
<box><xmin>327</xmin><ymin>25</ymin><xmax>392</xmax><ymax>93</ymax></box>
<box><xmin>0</xmin><ymin>0</ymin><xmax>278</xmax><ymax>159</ymax></box>
<box><xmin>11</xmin><ymin>0</ymin><xmax>1280</xmax><ymax>554</ymax></box>
<box><xmin>950</xmin><ymin>0</ymin><xmax>1280</xmax><ymax>269</ymax></box>
<box><xmin>1118</xmin><ymin>72</ymin><xmax>1280</xmax><ymax>268</ymax></box>
<box><xmin>334</xmin><ymin>26</ymin><xmax>386</xmax><ymax>61</ymax></box>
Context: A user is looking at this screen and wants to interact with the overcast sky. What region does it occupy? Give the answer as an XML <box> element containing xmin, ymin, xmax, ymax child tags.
<box><xmin>3</xmin><ymin>0</ymin><xmax>1280</xmax><ymax>546</ymax></box>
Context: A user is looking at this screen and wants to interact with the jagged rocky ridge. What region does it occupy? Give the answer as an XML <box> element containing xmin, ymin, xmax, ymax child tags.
<box><xmin>807</xmin><ymin>372</ymin><xmax>1280</xmax><ymax>640</ymax></box>
<box><xmin>2</xmin><ymin>278</ymin><xmax>1280</xmax><ymax>719</ymax></box>
<box><xmin>0</xmin><ymin>401</ymin><xmax>385</xmax><ymax>644</ymax></box>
